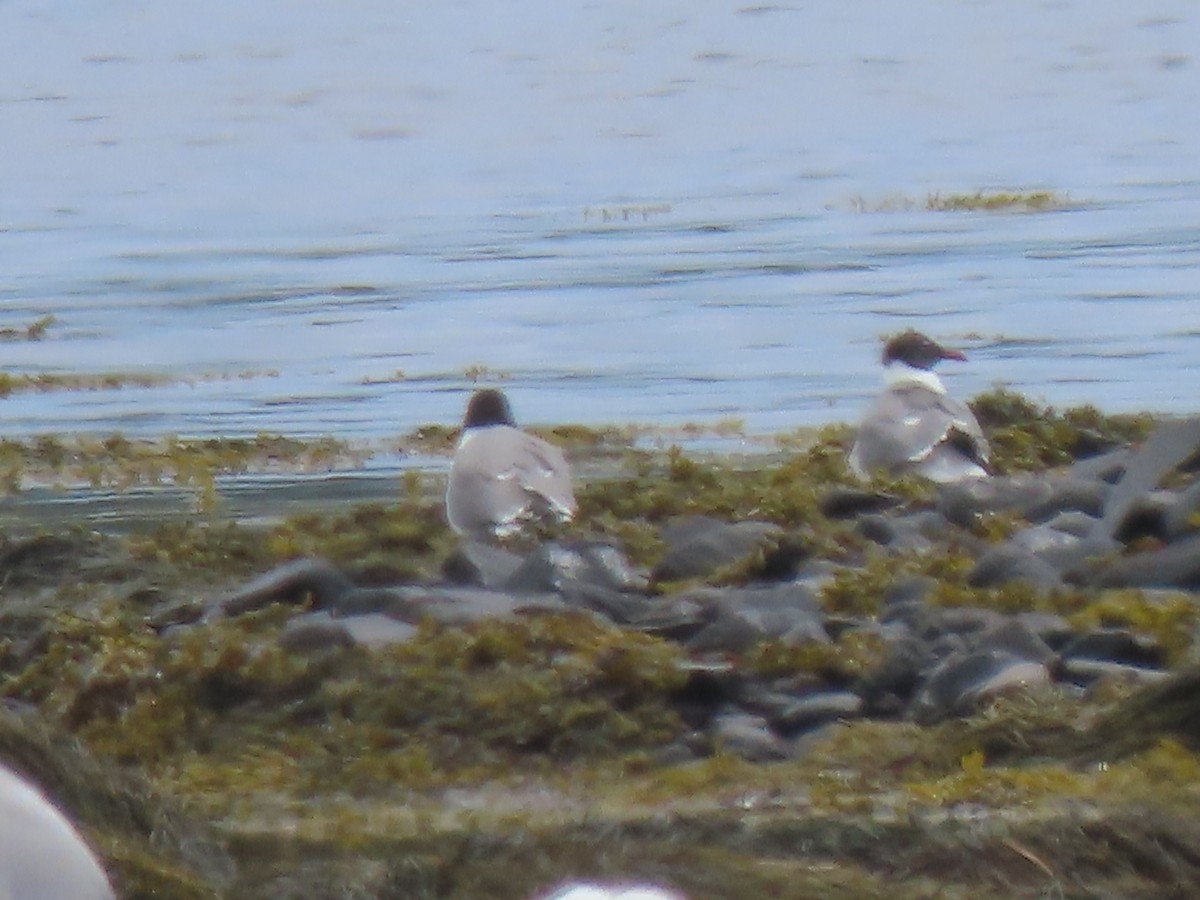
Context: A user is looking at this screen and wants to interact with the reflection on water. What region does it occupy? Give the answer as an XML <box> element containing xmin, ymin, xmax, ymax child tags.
<box><xmin>2</xmin><ymin>0</ymin><xmax>1198</xmax><ymax>445</ymax></box>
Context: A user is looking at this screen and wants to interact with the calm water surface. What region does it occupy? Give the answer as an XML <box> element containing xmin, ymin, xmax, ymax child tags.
<box><xmin>3</xmin><ymin>0</ymin><xmax>1199</xmax><ymax>450</ymax></box>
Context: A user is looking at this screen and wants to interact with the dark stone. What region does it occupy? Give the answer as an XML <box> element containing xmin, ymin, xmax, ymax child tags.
<box><xmin>145</xmin><ymin>599</ymin><xmax>206</xmax><ymax>632</ymax></box>
<box><xmin>930</xmin><ymin>606</ymin><xmax>1008</xmax><ymax>637</ymax></box>
<box><xmin>856</xmin><ymin>633</ymin><xmax>926</xmax><ymax>715</ymax></box>
<box><xmin>279</xmin><ymin>612</ymin><xmax>356</xmax><ymax>653</ymax></box>
<box><xmin>774</xmin><ymin>691</ymin><xmax>864</xmax><ymax>735</ymax></box>
<box><xmin>441</xmin><ymin>541</ymin><xmax>524</xmax><ymax>588</ymax></box>
<box><xmin>883</xmin><ymin>576</ymin><xmax>938</xmax><ymax>608</ymax></box>
<box><xmin>1110</xmin><ymin>492</ymin><xmax>1173</xmax><ymax>544</ymax></box>
<box><xmin>968</xmin><ymin>544</ymin><xmax>1063</xmax><ymax>593</ymax></box>
<box><xmin>559</xmin><ymin>582</ymin><xmax>648</xmax><ymax>624</ymax></box>
<box><xmin>684</xmin><ymin>584</ymin><xmax>827</xmax><ymax>654</ymax></box>
<box><xmin>651</xmin><ymin>516</ymin><xmax>780</xmax><ymax>582</ymax></box>
<box><xmin>856</xmin><ymin>514</ymin><xmax>933</xmax><ymax>551</ymax></box>
<box><xmin>756</xmin><ymin>532</ymin><xmax>812</xmax><ymax>581</ymax></box>
<box><xmin>505</xmin><ymin>541</ymin><xmax>644</xmax><ymax>594</ymax></box>
<box><xmin>1041</xmin><ymin>510</ymin><xmax>1102</xmax><ymax>538</ymax></box>
<box><xmin>976</xmin><ymin>619</ymin><xmax>1056</xmax><ymax>666</ymax></box>
<box><xmin>329</xmin><ymin>586</ymin><xmax>410</xmax><ymax>615</ymax></box>
<box><xmin>1057</xmin><ymin>657</ymin><xmax>1172</xmax><ymax>687</ymax></box>
<box><xmin>937</xmin><ymin>475</ymin><xmax>1052</xmax><ymax>528</ymax></box>
<box><xmin>1019</xmin><ymin>476</ymin><xmax>1109</xmax><ymax>521</ymax></box>
<box><xmin>671</xmin><ymin>661</ymin><xmax>743</xmax><ymax>727</ymax></box>
<box><xmin>220</xmin><ymin>558</ymin><xmax>356</xmax><ymax>616</ymax></box>
<box><xmin>1067</xmin><ymin>447</ymin><xmax>1131</xmax><ymax>485</ymax></box>
<box><xmin>819</xmin><ymin>487</ymin><xmax>901</xmax><ymax>520</ymax></box>
<box><xmin>1013</xmin><ymin>611</ymin><xmax>1076</xmax><ymax>650</ymax></box>
<box><xmin>709</xmin><ymin>711</ymin><xmax>790</xmax><ymax>761</ymax></box>
<box><xmin>1058</xmin><ymin>628</ymin><xmax>1164</xmax><ymax>668</ymax></box>
<box><xmin>911</xmin><ymin>650</ymin><xmax>1050</xmax><ymax>724</ymax></box>
<box><xmin>1164</xmin><ymin>480</ymin><xmax>1200</xmax><ymax>540</ymax></box>
<box><xmin>1099</xmin><ymin>417</ymin><xmax>1200</xmax><ymax>539</ymax></box>
<box><xmin>1094</xmin><ymin>531</ymin><xmax>1200</xmax><ymax>590</ymax></box>
<box><xmin>629</xmin><ymin>595</ymin><xmax>711</xmax><ymax>642</ymax></box>
<box><xmin>385</xmin><ymin>586</ymin><xmax>566</xmax><ymax>625</ymax></box>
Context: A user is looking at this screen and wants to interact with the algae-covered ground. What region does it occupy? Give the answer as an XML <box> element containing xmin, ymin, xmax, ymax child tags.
<box><xmin>3</xmin><ymin>389</ymin><xmax>1200</xmax><ymax>899</ymax></box>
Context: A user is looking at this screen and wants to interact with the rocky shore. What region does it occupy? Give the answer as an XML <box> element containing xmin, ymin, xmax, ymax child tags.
<box><xmin>5</xmin><ymin>390</ymin><xmax>1200</xmax><ymax>898</ymax></box>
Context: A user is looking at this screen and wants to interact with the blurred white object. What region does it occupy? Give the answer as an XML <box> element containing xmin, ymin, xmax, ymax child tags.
<box><xmin>538</xmin><ymin>883</ymin><xmax>686</xmax><ymax>900</ymax></box>
<box><xmin>0</xmin><ymin>762</ymin><xmax>115</xmax><ymax>900</ymax></box>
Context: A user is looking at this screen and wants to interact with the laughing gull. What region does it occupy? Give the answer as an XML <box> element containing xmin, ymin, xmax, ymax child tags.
<box><xmin>848</xmin><ymin>330</ymin><xmax>990</xmax><ymax>483</ymax></box>
<box><xmin>446</xmin><ymin>389</ymin><xmax>576</xmax><ymax>540</ymax></box>
<box><xmin>0</xmin><ymin>761</ymin><xmax>115</xmax><ymax>899</ymax></box>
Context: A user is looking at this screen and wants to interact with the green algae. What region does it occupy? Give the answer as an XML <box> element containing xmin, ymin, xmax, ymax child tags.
<box><xmin>745</xmin><ymin>629</ymin><xmax>887</xmax><ymax>682</ymax></box>
<box><xmin>5</xmin><ymin>604</ymin><xmax>687</xmax><ymax>795</ymax></box>
<box><xmin>925</xmin><ymin>190</ymin><xmax>1070</xmax><ymax>212</ymax></box>
<box><xmin>971</xmin><ymin>387</ymin><xmax>1154</xmax><ymax>474</ymax></box>
<box><xmin>0</xmin><ymin>313</ymin><xmax>56</xmax><ymax>341</ymax></box>
<box><xmin>0</xmin><ymin>432</ymin><xmax>362</xmax><ymax>505</ymax></box>
<box><xmin>845</xmin><ymin>190</ymin><xmax>1072</xmax><ymax>215</ymax></box>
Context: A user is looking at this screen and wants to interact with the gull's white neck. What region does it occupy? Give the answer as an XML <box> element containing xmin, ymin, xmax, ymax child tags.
<box><xmin>883</xmin><ymin>361</ymin><xmax>946</xmax><ymax>395</ymax></box>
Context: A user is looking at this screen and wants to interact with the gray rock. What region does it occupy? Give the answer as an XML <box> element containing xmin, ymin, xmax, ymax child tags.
<box><xmin>1013</xmin><ymin>611</ymin><xmax>1076</xmax><ymax>649</ymax></box>
<box><xmin>1099</xmin><ymin>416</ymin><xmax>1200</xmax><ymax>539</ymax></box>
<box><xmin>386</xmin><ymin>586</ymin><xmax>567</xmax><ymax>625</ymax></box>
<box><xmin>968</xmin><ymin>544</ymin><xmax>1063</xmax><ymax>593</ymax></box>
<box><xmin>328</xmin><ymin>586</ymin><xmax>410</xmax><ymax>615</ymax></box>
<box><xmin>920</xmin><ymin>606</ymin><xmax>1006</xmax><ymax>642</ymax></box>
<box><xmin>937</xmin><ymin>474</ymin><xmax>1055</xmax><ymax>528</ymax></box>
<box><xmin>911</xmin><ymin>650</ymin><xmax>1051</xmax><ymax>724</ymax></box>
<box><xmin>506</xmin><ymin>541</ymin><xmax>644</xmax><ymax>594</ymax></box>
<box><xmin>1057</xmin><ymin>657</ymin><xmax>1171</xmax><ymax>687</ymax></box>
<box><xmin>709</xmin><ymin>711</ymin><xmax>790</xmax><ymax>761</ymax></box>
<box><xmin>441</xmin><ymin>541</ymin><xmax>524</xmax><ymax>588</ymax></box>
<box><xmin>1067</xmin><ymin>447</ymin><xmax>1131</xmax><ymax>484</ymax></box>
<box><xmin>685</xmin><ymin>584</ymin><xmax>827</xmax><ymax>654</ymax></box>
<box><xmin>1094</xmin><ymin>531</ymin><xmax>1200</xmax><ymax>590</ymax></box>
<box><xmin>629</xmin><ymin>595</ymin><xmax>711</xmax><ymax>641</ymax></box>
<box><xmin>220</xmin><ymin>558</ymin><xmax>355</xmax><ymax>616</ymax></box>
<box><xmin>820</xmin><ymin>487</ymin><xmax>901</xmax><ymax>520</ymax></box>
<box><xmin>856</xmin><ymin>514</ymin><xmax>934</xmax><ymax>552</ymax></box>
<box><xmin>559</xmin><ymin>582</ymin><xmax>648</xmax><ymax>624</ymax></box>
<box><xmin>1041</xmin><ymin>510</ymin><xmax>1102</xmax><ymax>538</ymax></box>
<box><xmin>856</xmin><ymin>633</ymin><xmax>926</xmax><ymax>715</ymax></box>
<box><xmin>775</xmin><ymin>691</ymin><xmax>864</xmax><ymax>734</ymax></box>
<box><xmin>1058</xmin><ymin>627</ymin><xmax>1164</xmax><ymax>668</ymax></box>
<box><xmin>339</xmin><ymin>613</ymin><xmax>420</xmax><ymax>648</ymax></box>
<box><xmin>883</xmin><ymin>576</ymin><xmax>939</xmax><ymax>608</ymax></box>
<box><xmin>976</xmin><ymin>619</ymin><xmax>1056</xmax><ymax>666</ymax></box>
<box><xmin>652</xmin><ymin>516</ymin><xmax>781</xmax><ymax>582</ymax></box>
<box><xmin>279</xmin><ymin>611</ymin><xmax>356</xmax><ymax>653</ymax></box>
<box><xmin>1009</xmin><ymin>522</ymin><xmax>1085</xmax><ymax>557</ymax></box>
<box><xmin>1019</xmin><ymin>476</ymin><xmax>1109</xmax><ymax>522</ymax></box>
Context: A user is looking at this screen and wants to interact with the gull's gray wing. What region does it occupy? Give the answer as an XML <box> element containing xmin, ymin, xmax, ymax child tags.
<box><xmin>850</xmin><ymin>384</ymin><xmax>989</xmax><ymax>479</ymax></box>
<box><xmin>446</xmin><ymin>426</ymin><xmax>575</xmax><ymax>538</ymax></box>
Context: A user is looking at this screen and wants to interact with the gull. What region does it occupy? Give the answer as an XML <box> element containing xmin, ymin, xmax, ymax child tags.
<box><xmin>446</xmin><ymin>389</ymin><xmax>576</xmax><ymax>540</ymax></box>
<box><xmin>848</xmin><ymin>330</ymin><xmax>990</xmax><ymax>483</ymax></box>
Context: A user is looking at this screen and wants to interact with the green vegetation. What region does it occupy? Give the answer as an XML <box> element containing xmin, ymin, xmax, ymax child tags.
<box><xmin>925</xmin><ymin>190</ymin><xmax>1070</xmax><ymax>212</ymax></box>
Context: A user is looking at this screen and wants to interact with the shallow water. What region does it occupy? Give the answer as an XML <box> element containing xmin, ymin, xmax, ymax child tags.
<box><xmin>3</xmin><ymin>0</ymin><xmax>1199</xmax><ymax>446</ymax></box>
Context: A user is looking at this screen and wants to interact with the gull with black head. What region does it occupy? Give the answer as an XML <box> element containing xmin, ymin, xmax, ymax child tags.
<box><xmin>446</xmin><ymin>388</ymin><xmax>576</xmax><ymax>540</ymax></box>
<box><xmin>848</xmin><ymin>329</ymin><xmax>990</xmax><ymax>483</ymax></box>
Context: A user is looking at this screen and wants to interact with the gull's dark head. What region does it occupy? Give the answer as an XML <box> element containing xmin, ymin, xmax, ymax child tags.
<box><xmin>462</xmin><ymin>389</ymin><xmax>517</xmax><ymax>429</ymax></box>
<box><xmin>882</xmin><ymin>330</ymin><xmax>967</xmax><ymax>370</ymax></box>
